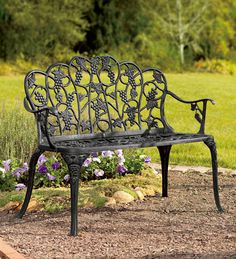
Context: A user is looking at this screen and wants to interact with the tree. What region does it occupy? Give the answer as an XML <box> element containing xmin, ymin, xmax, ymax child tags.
<box><xmin>145</xmin><ymin>0</ymin><xmax>209</xmax><ymax>66</ymax></box>
<box><xmin>200</xmin><ymin>0</ymin><xmax>236</xmax><ymax>59</ymax></box>
<box><xmin>0</xmin><ymin>0</ymin><xmax>92</xmax><ymax>60</ymax></box>
<box><xmin>78</xmin><ymin>0</ymin><xmax>148</xmax><ymax>54</ymax></box>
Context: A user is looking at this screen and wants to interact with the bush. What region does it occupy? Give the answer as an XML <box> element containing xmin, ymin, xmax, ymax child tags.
<box><xmin>194</xmin><ymin>59</ymin><xmax>236</xmax><ymax>75</ymax></box>
<box><xmin>0</xmin><ymin>104</ymin><xmax>37</xmax><ymax>162</ymax></box>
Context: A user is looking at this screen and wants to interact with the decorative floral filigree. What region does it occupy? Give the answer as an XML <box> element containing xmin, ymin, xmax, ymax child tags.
<box><xmin>56</xmin><ymin>91</ymin><xmax>63</xmax><ymax>103</ymax></box>
<box><xmin>119</xmin><ymin>90</ymin><xmax>128</xmax><ymax>103</ymax></box>
<box><xmin>61</xmin><ymin>110</ymin><xmax>73</xmax><ymax>130</ymax></box>
<box><xmin>112</xmin><ymin>118</ymin><xmax>123</xmax><ymax>128</ymax></box>
<box><xmin>75</xmin><ymin>71</ymin><xmax>82</xmax><ymax>85</ymax></box>
<box><xmin>66</xmin><ymin>93</ymin><xmax>74</xmax><ymax>109</ymax></box>
<box><xmin>146</xmin><ymin>89</ymin><xmax>159</xmax><ymax>109</ymax></box>
<box><xmin>35</xmin><ymin>92</ymin><xmax>47</xmax><ymax>105</ymax></box>
<box><xmin>91</xmin><ymin>99</ymin><xmax>107</xmax><ymax>120</ymax></box>
<box><xmin>52</xmin><ymin>69</ymin><xmax>65</xmax><ymax>90</ymax></box>
<box><xmin>145</xmin><ymin>117</ymin><xmax>158</xmax><ymax>128</ymax></box>
<box><xmin>89</xmin><ymin>82</ymin><xmax>103</xmax><ymax>94</ymax></box>
<box><xmin>76</xmin><ymin>57</ymin><xmax>87</xmax><ymax>71</ymax></box>
<box><xmin>153</xmin><ymin>71</ymin><xmax>163</xmax><ymax>83</ymax></box>
<box><xmin>191</xmin><ymin>102</ymin><xmax>203</xmax><ymax>124</ymax></box>
<box><xmin>25</xmin><ymin>56</ymin><xmax>169</xmax><ymax>136</ymax></box>
<box><xmin>90</xmin><ymin>57</ymin><xmax>99</xmax><ymax>74</ymax></box>
<box><xmin>27</xmin><ymin>73</ymin><xmax>35</xmax><ymax>89</ymax></box>
<box><xmin>130</xmin><ymin>88</ymin><xmax>138</xmax><ymax>99</ymax></box>
<box><xmin>125</xmin><ymin>106</ymin><xmax>136</xmax><ymax>126</ymax></box>
<box><xmin>80</xmin><ymin>120</ymin><xmax>91</xmax><ymax>132</ymax></box>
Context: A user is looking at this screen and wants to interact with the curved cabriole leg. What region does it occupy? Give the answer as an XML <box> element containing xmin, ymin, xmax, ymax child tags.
<box><xmin>61</xmin><ymin>153</ymin><xmax>88</xmax><ymax>236</ymax></box>
<box><xmin>157</xmin><ymin>145</ymin><xmax>172</xmax><ymax>197</ymax></box>
<box><xmin>204</xmin><ymin>138</ymin><xmax>224</xmax><ymax>212</ymax></box>
<box><xmin>16</xmin><ymin>148</ymin><xmax>43</xmax><ymax>219</ymax></box>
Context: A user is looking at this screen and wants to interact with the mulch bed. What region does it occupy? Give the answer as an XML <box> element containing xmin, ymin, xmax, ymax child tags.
<box><xmin>0</xmin><ymin>170</ymin><xmax>235</xmax><ymax>259</ymax></box>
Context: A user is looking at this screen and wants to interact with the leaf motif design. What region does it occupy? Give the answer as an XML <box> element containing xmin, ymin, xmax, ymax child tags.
<box><xmin>153</xmin><ymin>71</ymin><xmax>163</xmax><ymax>83</ymax></box>
<box><xmin>27</xmin><ymin>73</ymin><xmax>36</xmax><ymax>88</ymax></box>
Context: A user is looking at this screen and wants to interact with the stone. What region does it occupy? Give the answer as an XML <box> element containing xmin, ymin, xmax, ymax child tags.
<box><xmin>135</xmin><ymin>190</ymin><xmax>145</xmax><ymax>201</ymax></box>
<box><xmin>112</xmin><ymin>191</ymin><xmax>134</xmax><ymax>204</ymax></box>
<box><xmin>188</xmin><ymin>166</ymin><xmax>211</xmax><ymax>174</ymax></box>
<box><xmin>231</xmin><ymin>171</ymin><xmax>236</xmax><ymax>177</ymax></box>
<box><xmin>26</xmin><ymin>199</ymin><xmax>40</xmax><ymax>212</ymax></box>
<box><xmin>84</xmin><ymin>202</ymin><xmax>94</xmax><ymax>208</ymax></box>
<box><xmin>170</xmin><ymin>165</ymin><xmax>191</xmax><ymax>173</ymax></box>
<box><xmin>0</xmin><ymin>201</ymin><xmax>21</xmax><ymax>212</ymax></box>
<box><xmin>104</xmin><ymin>197</ymin><xmax>116</xmax><ymax>207</ymax></box>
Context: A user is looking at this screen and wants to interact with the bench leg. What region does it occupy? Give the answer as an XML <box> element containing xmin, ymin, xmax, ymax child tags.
<box><xmin>158</xmin><ymin>145</ymin><xmax>172</xmax><ymax>197</ymax></box>
<box><xmin>62</xmin><ymin>153</ymin><xmax>88</xmax><ymax>236</ymax></box>
<box><xmin>204</xmin><ymin>138</ymin><xmax>224</xmax><ymax>212</ymax></box>
<box><xmin>16</xmin><ymin>148</ymin><xmax>43</xmax><ymax>219</ymax></box>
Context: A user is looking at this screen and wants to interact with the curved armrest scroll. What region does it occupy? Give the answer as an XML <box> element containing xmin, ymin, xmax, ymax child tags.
<box><xmin>167</xmin><ymin>91</ymin><xmax>215</xmax><ymax>134</ymax></box>
<box><xmin>24</xmin><ymin>98</ymin><xmax>57</xmax><ymax>149</ymax></box>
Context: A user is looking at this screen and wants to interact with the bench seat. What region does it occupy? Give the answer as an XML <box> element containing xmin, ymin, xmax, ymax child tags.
<box><xmin>42</xmin><ymin>132</ymin><xmax>211</xmax><ymax>153</ymax></box>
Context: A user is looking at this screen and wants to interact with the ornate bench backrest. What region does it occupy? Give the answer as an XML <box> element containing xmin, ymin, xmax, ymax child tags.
<box><xmin>24</xmin><ymin>56</ymin><xmax>172</xmax><ymax>138</ymax></box>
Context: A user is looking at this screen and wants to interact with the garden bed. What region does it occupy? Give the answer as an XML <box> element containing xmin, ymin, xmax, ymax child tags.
<box><xmin>0</xmin><ymin>169</ymin><xmax>235</xmax><ymax>259</ymax></box>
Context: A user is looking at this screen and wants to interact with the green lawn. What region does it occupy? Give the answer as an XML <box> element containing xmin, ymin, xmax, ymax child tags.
<box><xmin>0</xmin><ymin>73</ymin><xmax>236</xmax><ymax>168</ymax></box>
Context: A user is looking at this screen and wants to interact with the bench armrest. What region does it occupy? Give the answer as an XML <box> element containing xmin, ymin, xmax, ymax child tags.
<box><xmin>24</xmin><ymin>98</ymin><xmax>57</xmax><ymax>149</ymax></box>
<box><xmin>167</xmin><ymin>90</ymin><xmax>215</xmax><ymax>134</ymax></box>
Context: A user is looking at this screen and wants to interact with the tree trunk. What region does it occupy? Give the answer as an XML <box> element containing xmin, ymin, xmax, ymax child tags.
<box><xmin>177</xmin><ymin>0</ymin><xmax>185</xmax><ymax>66</ymax></box>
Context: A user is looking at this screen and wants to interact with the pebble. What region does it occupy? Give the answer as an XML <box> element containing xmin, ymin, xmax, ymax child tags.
<box><xmin>112</xmin><ymin>191</ymin><xmax>134</xmax><ymax>203</ymax></box>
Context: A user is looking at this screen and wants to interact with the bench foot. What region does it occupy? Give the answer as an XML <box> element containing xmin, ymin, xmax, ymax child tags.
<box><xmin>16</xmin><ymin>148</ymin><xmax>43</xmax><ymax>219</ymax></box>
<box><xmin>62</xmin><ymin>153</ymin><xmax>88</xmax><ymax>236</ymax></box>
<box><xmin>204</xmin><ymin>138</ymin><xmax>224</xmax><ymax>212</ymax></box>
<box><xmin>158</xmin><ymin>145</ymin><xmax>172</xmax><ymax>197</ymax></box>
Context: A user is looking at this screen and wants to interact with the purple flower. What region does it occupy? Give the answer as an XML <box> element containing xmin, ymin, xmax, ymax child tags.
<box><xmin>23</xmin><ymin>162</ymin><xmax>29</xmax><ymax>171</ymax></box>
<box><xmin>46</xmin><ymin>173</ymin><xmax>56</xmax><ymax>181</ymax></box>
<box><xmin>118</xmin><ymin>155</ymin><xmax>125</xmax><ymax>165</ymax></box>
<box><xmin>116</xmin><ymin>164</ymin><xmax>127</xmax><ymax>174</ymax></box>
<box><xmin>12</xmin><ymin>168</ymin><xmax>24</xmax><ymax>178</ymax></box>
<box><xmin>38</xmin><ymin>154</ymin><xmax>47</xmax><ymax>165</ymax></box>
<box><xmin>94</xmin><ymin>169</ymin><xmax>105</xmax><ymax>177</ymax></box>
<box><xmin>2</xmin><ymin>159</ymin><xmax>11</xmax><ymax>172</ymax></box>
<box><xmin>15</xmin><ymin>183</ymin><xmax>26</xmax><ymax>191</ymax></box>
<box><xmin>116</xmin><ymin>149</ymin><xmax>123</xmax><ymax>157</ymax></box>
<box><xmin>92</xmin><ymin>157</ymin><xmax>101</xmax><ymax>163</ymax></box>
<box><xmin>91</xmin><ymin>152</ymin><xmax>98</xmax><ymax>157</ymax></box>
<box><xmin>12</xmin><ymin>163</ymin><xmax>29</xmax><ymax>178</ymax></box>
<box><xmin>52</xmin><ymin>161</ymin><xmax>61</xmax><ymax>170</ymax></box>
<box><xmin>144</xmin><ymin>156</ymin><xmax>151</xmax><ymax>163</ymax></box>
<box><xmin>38</xmin><ymin>165</ymin><xmax>48</xmax><ymax>174</ymax></box>
<box><xmin>83</xmin><ymin>158</ymin><xmax>92</xmax><ymax>167</ymax></box>
<box><xmin>101</xmin><ymin>150</ymin><xmax>114</xmax><ymax>158</ymax></box>
<box><xmin>64</xmin><ymin>174</ymin><xmax>70</xmax><ymax>182</ymax></box>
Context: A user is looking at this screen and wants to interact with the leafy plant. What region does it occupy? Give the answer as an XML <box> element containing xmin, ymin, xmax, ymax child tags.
<box><xmin>0</xmin><ymin>150</ymin><xmax>151</xmax><ymax>192</ymax></box>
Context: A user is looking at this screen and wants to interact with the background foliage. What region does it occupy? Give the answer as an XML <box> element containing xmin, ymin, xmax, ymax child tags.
<box><xmin>0</xmin><ymin>0</ymin><xmax>236</xmax><ymax>71</ymax></box>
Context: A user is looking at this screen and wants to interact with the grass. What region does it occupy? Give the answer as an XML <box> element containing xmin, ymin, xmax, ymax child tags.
<box><xmin>0</xmin><ymin>168</ymin><xmax>162</xmax><ymax>213</ymax></box>
<box><xmin>0</xmin><ymin>73</ymin><xmax>236</xmax><ymax>168</ymax></box>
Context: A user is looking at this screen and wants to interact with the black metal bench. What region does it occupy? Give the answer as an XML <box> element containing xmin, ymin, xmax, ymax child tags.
<box><xmin>17</xmin><ymin>56</ymin><xmax>223</xmax><ymax>236</ymax></box>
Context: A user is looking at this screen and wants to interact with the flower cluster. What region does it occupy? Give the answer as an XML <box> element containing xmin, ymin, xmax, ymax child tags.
<box><xmin>80</xmin><ymin>149</ymin><xmax>150</xmax><ymax>181</ymax></box>
<box><xmin>0</xmin><ymin>150</ymin><xmax>151</xmax><ymax>192</ymax></box>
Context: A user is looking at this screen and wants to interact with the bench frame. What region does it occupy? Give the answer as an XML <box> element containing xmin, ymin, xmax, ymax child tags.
<box><xmin>16</xmin><ymin>56</ymin><xmax>223</xmax><ymax>236</ymax></box>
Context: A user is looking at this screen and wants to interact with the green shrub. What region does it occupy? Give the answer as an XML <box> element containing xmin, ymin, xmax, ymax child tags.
<box><xmin>194</xmin><ymin>59</ymin><xmax>236</xmax><ymax>75</ymax></box>
<box><xmin>0</xmin><ymin>104</ymin><xmax>37</xmax><ymax>162</ymax></box>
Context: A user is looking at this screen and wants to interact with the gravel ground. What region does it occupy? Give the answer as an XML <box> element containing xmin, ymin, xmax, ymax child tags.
<box><xmin>0</xmin><ymin>170</ymin><xmax>235</xmax><ymax>259</ymax></box>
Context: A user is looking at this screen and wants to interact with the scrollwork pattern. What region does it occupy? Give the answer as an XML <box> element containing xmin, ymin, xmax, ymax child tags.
<box><xmin>24</xmin><ymin>56</ymin><xmax>170</xmax><ymax>138</ymax></box>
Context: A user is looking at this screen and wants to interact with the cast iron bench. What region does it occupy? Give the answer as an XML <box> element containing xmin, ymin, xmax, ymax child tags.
<box><xmin>17</xmin><ymin>56</ymin><xmax>223</xmax><ymax>236</ymax></box>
